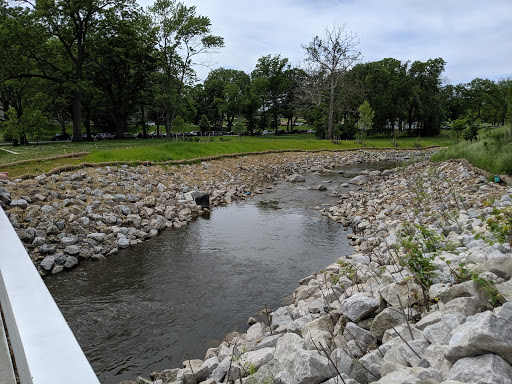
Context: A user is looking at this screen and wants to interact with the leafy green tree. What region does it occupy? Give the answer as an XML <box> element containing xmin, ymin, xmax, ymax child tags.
<box><xmin>240</xmin><ymin>77</ymin><xmax>263</xmax><ymax>135</ymax></box>
<box><xmin>303</xmin><ymin>23</ymin><xmax>362</xmax><ymax>139</ymax></box>
<box><xmin>149</xmin><ymin>0</ymin><xmax>224</xmax><ymax>139</ymax></box>
<box><xmin>34</xmin><ymin>0</ymin><xmax>123</xmax><ymax>141</ymax></box>
<box><xmin>357</xmin><ymin>100</ymin><xmax>374</xmax><ymax>139</ymax></box>
<box><xmin>252</xmin><ymin>54</ymin><xmax>290</xmax><ymax>132</ymax></box>
<box><xmin>451</xmin><ymin>118</ymin><xmax>466</xmax><ymax>142</ymax></box>
<box><xmin>407</xmin><ymin>58</ymin><xmax>446</xmax><ymax>136</ymax></box>
<box><xmin>199</xmin><ymin>114</ymin><xmax>210</xmax><ymax>133</ymax></box>
<box><xmin>89</xmin><ymin>6</ymin><xmax>157</xmax><ymax>137</ymax></box>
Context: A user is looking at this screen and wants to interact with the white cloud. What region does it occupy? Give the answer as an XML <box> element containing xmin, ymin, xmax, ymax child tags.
<box><xmin>139</xmin><ymin>0</ymin><xmax>512</xmax><ymax>84</ymax></box>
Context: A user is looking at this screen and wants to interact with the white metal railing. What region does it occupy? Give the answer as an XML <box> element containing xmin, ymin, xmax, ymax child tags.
<box><xmin>0</xmin><ymin>207</ymin><xmax>100</xmax><ymax>384</ymax></box>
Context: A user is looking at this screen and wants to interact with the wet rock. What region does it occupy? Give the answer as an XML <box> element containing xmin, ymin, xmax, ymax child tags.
<box><xmin>64</xmin><ymin>256</ymin><xmax>79</xmax><ymax>269</ymax></box>
<box><xmin>286</xmin><ymin>174</ymin><xmax>305</xmax><ymax>183</ymax></box>
<box><xmin>349</xmin><ymin>175</ymin><xmax>368</xmax><ymax>185</ymax></box>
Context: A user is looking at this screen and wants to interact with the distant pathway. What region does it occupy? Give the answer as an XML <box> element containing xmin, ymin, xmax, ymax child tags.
<box><xmin>0</xmin><ymin>147</ymin><xmax>18</xmax><ymax>155</ymax></box>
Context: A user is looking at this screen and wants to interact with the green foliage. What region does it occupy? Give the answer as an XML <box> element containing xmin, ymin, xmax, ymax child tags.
<box><xmin>398</xmin><ymin>223</ymin><xmax>440</xmax><ymax>288</ymax></box>
<box><xmin>199</xmin><ymin>114</ymin><xmax>210</xmax><ymax>132</ymax></box>
<box><xmin>432</xmin><ymin>125</ymin><xmax>512</xmax><ymax>175</ymax></box>
<box><xmin>357</xmin><ymin>100</ymin><xmax>375</xmax><ymax>135</ymax></box>
<box><xmin>172</xmin><ymin>115</ymin><xmax>185</xmax><ymax>131</ymax></box>
<box><xmin>451</xmin><ymin>118</ymin><xmax>466</xmax><ymax>141</ymax></box>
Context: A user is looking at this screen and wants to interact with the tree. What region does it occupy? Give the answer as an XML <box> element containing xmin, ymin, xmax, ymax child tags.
<box><xmin>451</xmin><ymin>118</ymin><xmax>466</xmax><ymax>142</ymax></box>
<box><xmin>252</xmin><ymin>54</ymin><xmax>290</xmax><ymax>132</ymax></box>
<box><xmin>357</xmin><ymin>100</ymin><xmax>374</xmax><ymax>140</ymax></box>
<box><xmin>198</xmin><ymin>114</ymin><xmax>210</xmax><ymax>133</ymax></box>
<box><xmin>303</xmin><ymin>23</ymin><xmax>362</xmax><ymax>139</ymax></box>
<box><xmin>149</xmin><ymin>0</ymin><xmax>224</xmax><ymax>140</ymax></box>
<box><xmin>89</xmin><ymin>6</ymin><xmax>157</xmax><ymax>138</ymax></box>
<box><xmin>34</xmin><ymin>0</ymin><xmax>121</xmax><ymax>142</ymax></box>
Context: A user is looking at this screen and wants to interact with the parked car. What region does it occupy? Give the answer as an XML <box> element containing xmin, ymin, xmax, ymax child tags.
<box><xmin>123</xmin><ymin>132</ymin><xmax>135</xmax><ymax>139</ymax></box>
<box><xmin>262</xmin><ymin>130</ymin><xmax>274</xmax><ymax>135</ymax></box>
<box><xmin>95</xmin><ymin>132</ymin><xmax>115</xmax><ymax>140</ymax></box>
<box><xmin>50</xmin><ymin>132</ymin><xmax>71</xmax><ymax>141</ymax></box>
<box><xmin>70</xmin><ymin>133</ymin><xmax>90</xmax><ymax>141</ymax></box>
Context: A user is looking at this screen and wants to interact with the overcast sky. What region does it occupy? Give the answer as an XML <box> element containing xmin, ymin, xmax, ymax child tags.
<box><xmin>138</xmin><ymin>0</ymin><xmax>512</xmax><ymax>85</ymax></box>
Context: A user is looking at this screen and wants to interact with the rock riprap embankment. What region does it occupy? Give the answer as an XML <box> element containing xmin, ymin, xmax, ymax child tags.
<box><xmin>123</xmin><ymin>159</ymin><xmax>512</xmax><ymax>384</ymax></box>
<box><xmin>0</xmin><ymin>150</ymin><xmax>432</xmax><ymax>276</ymax></box>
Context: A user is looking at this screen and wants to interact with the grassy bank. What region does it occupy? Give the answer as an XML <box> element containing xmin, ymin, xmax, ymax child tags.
<box><xmin>0</xmin><ymin>133</ymin><xmax>455</xmax><ymax>177</ymax></box>
<box><xmin>432</xmin><ymin>125</ymin><xmax>512</xmax><ymax>175</ymax></box>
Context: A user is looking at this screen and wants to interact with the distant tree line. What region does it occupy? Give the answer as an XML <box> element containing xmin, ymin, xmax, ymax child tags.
<box><xmin>1</xmin><ymin>3</ymin><xmax>511</xmax><ymax>143</ymax></box>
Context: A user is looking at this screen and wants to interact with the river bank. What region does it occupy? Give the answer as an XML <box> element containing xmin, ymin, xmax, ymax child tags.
<box><xmin>0</xmin><ymin>149</ymin><xmax>432</xmax><ymax>276</ymax></box>
<box><xmin>126</xmin><ymin>157</ymin><xmax>512</xmax><ymax>384</ymax></box>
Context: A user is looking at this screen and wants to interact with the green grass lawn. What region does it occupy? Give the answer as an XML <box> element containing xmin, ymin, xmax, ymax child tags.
<box><xmin>0</xmin><ymin>132</ymin><xmax>455</xmax><ymax>177</ymax></box>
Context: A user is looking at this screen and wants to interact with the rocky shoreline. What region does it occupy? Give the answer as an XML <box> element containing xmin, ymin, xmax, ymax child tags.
<box><xmin>0</xmin><ymin>149</ymin><xmax>431</xmax><ymax>276</ymax></box>
<box><xmin>2</xmin><ymin>149</ymin><xmax>512</xmax><ymax>384</ymax></box>
<box><xmin>122</xmin><ymin>156</ymin><xmax>509</xmax><ymax>384</ymax></box>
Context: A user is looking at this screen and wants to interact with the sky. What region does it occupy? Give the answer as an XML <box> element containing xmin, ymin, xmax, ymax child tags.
<box><xmin>138</xmin><ymin>0</ymin><xmax>512</xmax><ymax>85</ymax></box>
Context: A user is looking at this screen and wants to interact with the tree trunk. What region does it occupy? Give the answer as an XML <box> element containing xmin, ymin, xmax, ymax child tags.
<box><xmin>328</xmin><ymin>76</ymin><xmax>335</xmax><ymax>139</ymax></box>
<box><xmin>72</xmin><ymin>90</ymin><xmax>83</xmax><ymax>142</ymax></box>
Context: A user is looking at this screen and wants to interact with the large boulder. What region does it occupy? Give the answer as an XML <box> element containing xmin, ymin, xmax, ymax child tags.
<box><xmin>446</xmin><ymin>354</ymin><xmax>512</xmax><ymax>384</ymax></box>
<box><xmin>445</xmin><ymin>311</ymin><xmax>512</xmax><ymax>364</ymax></box>
<box><xmin>374</xmin><ymin>367</ymin><xmax>442</xmax><ymax>384</ymax></box>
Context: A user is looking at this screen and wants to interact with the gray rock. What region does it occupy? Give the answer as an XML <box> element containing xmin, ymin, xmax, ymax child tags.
<box><xmin>292</xmin><ymin>349</ymin><xmax>333</xmax><ymax>384</ymax></box>
<box><xmin>150</xmin><ymin>368</ymin><xmax>180</xmax><ymax>383</ymax></box>
<box><xmin>87</xmin><ymin>233</ymin><xmax>106</xmax><ymax>242</ymax></box>
<box><xmin>379</xmin><ymin>281</ymin><xmax>421</xmax><ymax>307</ymax></box>
<box><xmin>40</xmin><ymin>205</ymin><xmax>57</xmax><ymax>214</ymax></box>
<box><xmin>271</xmin><ymin>306</ymin><xmax>293</xmax><ymax>330</ymax></box>
<box><xmin>497</xmin><ymin>302</ymin><xmax>512</xmax><ymax>323</ymax></box>
<box><xmin>210</xmin><ymin>358</ymin><xmax>231</xmax><ymax>382</ymax></box>
<box><xmin>340</xmin><ymin>293</ymin><xmax>379</xmax><ymax>322</ymax></box>
<box><xmin>242</xmin><ymin>347</ymin><xmax>275</xmax><ymax>372</ymax></box>
<box><xmin>200</xmin><ymin>356</ymin><xmax>219</xmax><ymax>374</ymax></box>
<box><xmin>54</xmin><ymin>253</ymin><xmax>67</xmax><ymax>264</ymax></box>
<box><xmin>343</xmin><ymin>322</ymin><xmax>375</xmax><ymax>355</ymax></box>
<box><xmin>61</xmin><ymin>236</ymin><xmax>78</xmax><ymax>246</ymax></box>
<box><xmin>40</xmin><ymin>256</ymin><xmax>55</xmax><ymax>271</ymax></box>
<box><xmin>64</xmin><ymin>245</ymin><xmax>80</xmax><ymax>255</ymax></box>
<box><xmin>274</xmin><ymin>333</ymin><xmax>306</xmax><ymax>373</ymax></box>
<box><xmin>374</xmin><ymin>367</ymin><xmax>442</xmax><ymax>384</ymax></box>
<box><xmin>496</xmin><ymin>279</ymin><xmax>512</xmax><ymax>302</ymax></box>
<box><xmin>371</xmin><ymin>307</ymin><xmax>405</xmax><ymax>341</ymax></box>
<box><xmin>349</xmin><ymin>175</ymin><xmax>368</xmax><ymax>185</ymax></box>
<box><xmin>441</xmin><ymin>296</ymin><xmax>485</xmax><ymax>316</ymax></box>
<box><xmin>32</xmin><ymin>236</ymin><xmax>46</xmax><ymax>247</ymax></box>
<box><xmin>10</xmin><ymin>199</ymin><xmax>28</xmax><ymax>209</ymax></box>
<box><xmin>423</xmin><ymin>314</ymin><xmax>464</xmax><ymax>345</ymax></box>
<box><xmin>117</xmin><ymin>238</ymin><xmax>130</xmax><ymax>249</ymax></box>
<box><xmin>257</xmin><ymin>334</ymin><xmax>283</xmax><ymax>349</ymax></box>
<box><xmin>447</xmin><ymin>354</ymin><xmax>512</xmax><ymax>384</ymax></box>
<box><xmin>446</xmin><ymin>311</ymin><xmax>512</xmax><ymax>364</ymax></box>
<box><xmin>286</xmin><ymin>174</ymin><xmax>306</xmax><ymax>183</ymax></box>
<box><xmin>64</xmin><ymin>256</ymin><xmax>79</xmax><ymax>269</ymax></box>
<box><xmin>114</xmin><ymin>194</ymin><xmax>127</xmax><ymax>202</ymax></box>
<box><xmin>40</xmin><ymin>243</ymin><xmax>56</xmax><ymax>254</ymax></box>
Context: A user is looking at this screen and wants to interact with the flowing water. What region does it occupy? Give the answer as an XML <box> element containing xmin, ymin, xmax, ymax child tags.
<box><xmin>45</xmin><ymin>161</ymin><xmax>397</xmax><ymax>383</ymax></box>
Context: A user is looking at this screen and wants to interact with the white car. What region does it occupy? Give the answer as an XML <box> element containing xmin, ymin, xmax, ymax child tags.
<box><xmin>262</xmin><ymin>130</ymin><xmax>274</xmax><ymax>135</ymax></box>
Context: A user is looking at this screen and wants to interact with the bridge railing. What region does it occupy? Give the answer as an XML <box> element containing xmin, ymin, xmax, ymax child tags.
<box><xmin>0</xmin><ymin>207</ymin><xmax>100</xmax><ymax>384</ymax></box>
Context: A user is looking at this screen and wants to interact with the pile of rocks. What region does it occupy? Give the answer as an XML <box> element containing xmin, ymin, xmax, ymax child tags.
<box><xmin>0</xmin><ymin>150</ymin><xmax>433</xmax><ymax>276</ymax></box>
<box><xmin>128</xmin><ymin>159</ymin><xmax>512</xmax><ymax>384</ymax></box>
